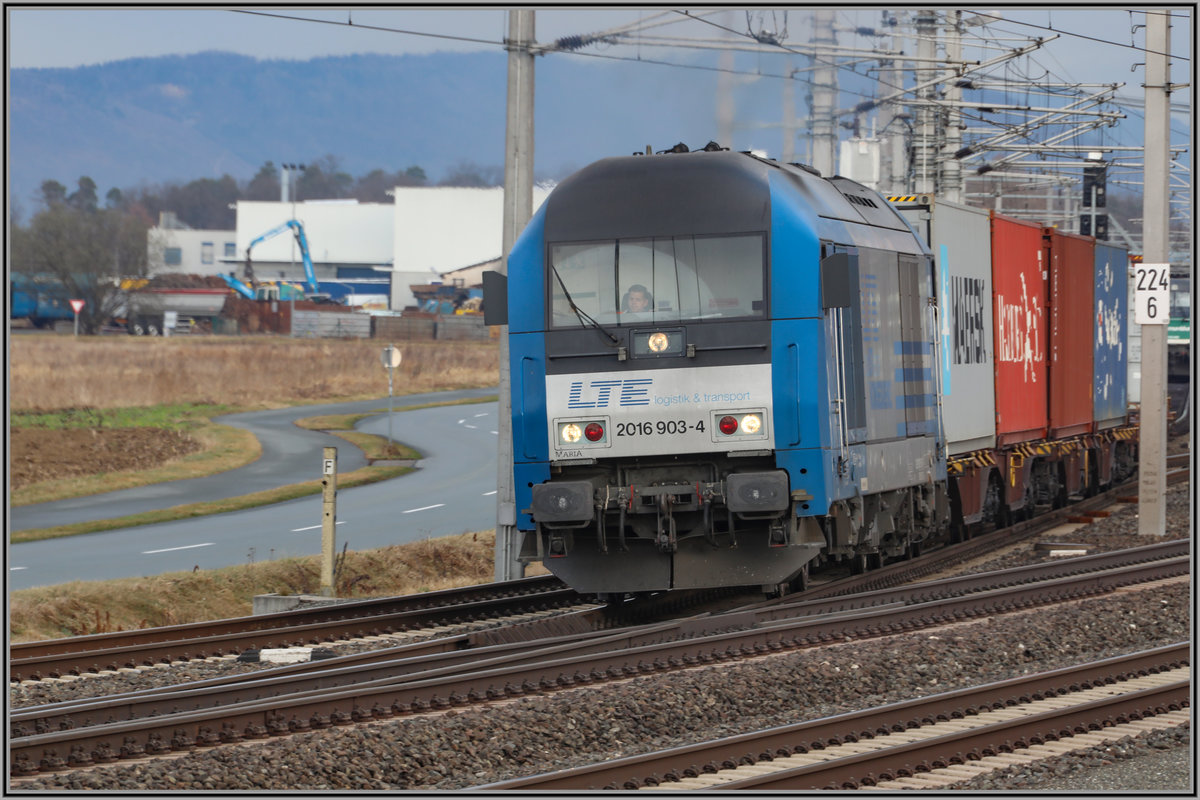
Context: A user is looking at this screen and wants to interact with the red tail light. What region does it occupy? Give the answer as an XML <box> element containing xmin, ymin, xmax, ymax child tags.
<box><xmin>584</xmin><ymin>422</ymin><xmax>605</xmax><ymax>442</ymax></box>
<box><xmin>718</xmin><ymin>415</ymin><xmax>739</xmax><ymax>435</ymax></box>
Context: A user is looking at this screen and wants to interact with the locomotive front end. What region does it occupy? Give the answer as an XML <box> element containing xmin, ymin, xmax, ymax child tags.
<box><xmin>505</xmin><ymin>150</ymin><xmax>825</xmax><ymax>597</ymax></box>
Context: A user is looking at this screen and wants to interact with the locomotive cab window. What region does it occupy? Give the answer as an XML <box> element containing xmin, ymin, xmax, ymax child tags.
<box><xmin>549</xmin><ymin>233</ymin><xmax>765</xmax><ymax>329</ymax></box>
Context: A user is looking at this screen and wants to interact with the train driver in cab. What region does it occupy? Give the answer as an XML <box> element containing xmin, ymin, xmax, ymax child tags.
<box><xmin>621</xmin><ymin>284</ymin><xmax>654</xmax><ymax>319</ymax></box>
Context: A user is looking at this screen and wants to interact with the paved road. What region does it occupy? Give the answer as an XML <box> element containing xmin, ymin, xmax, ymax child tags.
<box><xmin>11</xmin><ymin>387</ymin><xmax>497</xmax><ymax>531</ymax></box>
<box><xmin>9</xmin><ymin>388</ymin><xmax>502</xmax><ymax>590</ymax></box>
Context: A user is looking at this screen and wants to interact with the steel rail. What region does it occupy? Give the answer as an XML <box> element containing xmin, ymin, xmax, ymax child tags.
<box><xmin>717</xmin><ymin>680</ymin><xmax>1189</xmax><ymax>790</ymax></box>
<box><xmin>476</xmin><ymin>643</ymin><xmax>1190</xmax><ymax>790</ymax></box>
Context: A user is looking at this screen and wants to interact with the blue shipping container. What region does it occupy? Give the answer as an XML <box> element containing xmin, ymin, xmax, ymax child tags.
<box><xmin>1093</xmin><ymin>242</ymin><xmax>1129</xmax><ymax>427</ymax></box>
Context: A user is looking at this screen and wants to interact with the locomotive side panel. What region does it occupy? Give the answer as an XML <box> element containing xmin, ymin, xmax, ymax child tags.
<box><xmin>1046</xmin><ymin>229</ymin><xmax>1096</xmax><ymax>438</ymax></box>
<box><xmin>856</xmin><ymin>247</ymin><xmax>941</xmax><ymax>494</ymax></box>
<box><xmin>991</xmin><ymin>213</ymin><xmax>1049</xmax><ymax>445</ymax></box>
<box><xmin>1093</xmin><ymin>242</ymin><xmax>1130</xmax><ymax>428</ymax></box>
<box><xmin>768</xmin><ymin>169</ymin><xmax>843</xmax><ymax>515</ymax></box>
<box><xmin>507</xmin><ymin>206</ymin><xmax>552</xmax><ymax>531</ymax></box>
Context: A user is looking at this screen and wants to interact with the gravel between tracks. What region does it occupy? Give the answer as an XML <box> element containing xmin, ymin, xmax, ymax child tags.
<box><xmin>12</xmin><ymin>483</ymin><xmax>1192</xmax><ymax>791</ymax></box>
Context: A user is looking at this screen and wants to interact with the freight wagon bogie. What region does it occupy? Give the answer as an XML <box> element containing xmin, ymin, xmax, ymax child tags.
<box><xmin>947</xmin><ymin>432</ymin><xmax>1138</xmax><ymax>542</ymax></box>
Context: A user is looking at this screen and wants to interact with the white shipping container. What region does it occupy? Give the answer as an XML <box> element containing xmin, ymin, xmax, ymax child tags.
<box><xmin>896</xmin><ymin>198</ymin><xmax>997</xmax><ymax>456</ymax></box>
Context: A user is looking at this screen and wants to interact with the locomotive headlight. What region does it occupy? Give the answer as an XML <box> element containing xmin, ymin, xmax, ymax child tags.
<box><xmin>555</xmin><ymin>418</ymin><xmax>609</xmax><ymax>449</ymax></box>
<box><xmin>711</xmin><ymin>408</ymin><xmax>768</xmax><ymax>442</ymax></box>
<box><xmin>631</xmin><ymin>327</ymin><xmax>684</xmax><ymax>358</ymax></box>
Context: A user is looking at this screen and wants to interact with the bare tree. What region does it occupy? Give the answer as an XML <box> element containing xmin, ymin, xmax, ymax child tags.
<box><xmin>11</xmin><ymin>198</ymin><xmax>152</xmax><ymax>334</ymax></box>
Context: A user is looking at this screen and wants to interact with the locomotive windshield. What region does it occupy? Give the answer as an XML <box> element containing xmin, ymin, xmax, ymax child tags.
<box><xmin>549</xmin><ymin>233</ymin><xmax>765</xmax><ymax>328</ymax></box>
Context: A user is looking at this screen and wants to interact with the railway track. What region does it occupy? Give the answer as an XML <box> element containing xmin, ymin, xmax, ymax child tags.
<box><xmin>480</xmin><ymin>644</ymin><xmax>1189</xmax><ymax>790</ymax></box>
<box><xmin>10</xmin><ymin>536</ymin><xmax>1188</xmax><ymax>779</ymax></box>
<box><xmin>9</xmin><ymin>575</ymin><xmax>582</xmax><ymax>683</ymax></box>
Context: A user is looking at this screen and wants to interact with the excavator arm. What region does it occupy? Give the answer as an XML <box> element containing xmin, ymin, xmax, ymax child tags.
<box><xmin>244</xmin><ymin>220</ymin><xmax>319</xmax><ymax>295</ymax></box>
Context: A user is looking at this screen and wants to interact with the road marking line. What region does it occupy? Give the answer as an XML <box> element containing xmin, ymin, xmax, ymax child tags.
<box><xmin>458</xmin><ymin>419</ymin><xmax>466</xmax><ymax>424</ymax></box>
<box><xmin>473</xmin><ymin>413</ymin><xmax>488</xmax><ymax>418</ymax></box>
<box><xmin>490</xmin><ymin>430</ymin><xmax>498</xmax><ymax>435</ymax></box>
<box><xmin>10</xmin><ymin>566</ymin><xmax>28</xmax><ymax>571</ymax></box>
<box><xmin>291</xmin><ymin>521</ymin><xmax>347</xmax><ymax>532</ymax></box>
<box><xmin>464</xmin><ymin>424</ymin><xmax>478</xmax><ymax>429</ymax></box>
<box><xmin>143</xmin><ymin>543</ymin><xmax>215</xmax><ymax>554</ymax></box>
<box><xmin>403</xmin><ymin>504</ymin><xmax>445</xmax><ymax>514</ymax></box>
<box><xmin>483</xmin><ymin>490</ymin><xmax>497</xmax><ymax>496</ymax></box>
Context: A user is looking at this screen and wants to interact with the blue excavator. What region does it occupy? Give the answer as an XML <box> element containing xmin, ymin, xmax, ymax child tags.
<box><xmin>221</xmin><ymin>220</ymin><xmax>333</xmax><ymax>302</ymax></box>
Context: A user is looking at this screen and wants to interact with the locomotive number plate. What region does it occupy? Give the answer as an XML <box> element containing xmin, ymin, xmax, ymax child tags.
<box><xmin>615</xmin><ymin>419</ymin><xmax>705</xmax><ymax>437</ymax></box>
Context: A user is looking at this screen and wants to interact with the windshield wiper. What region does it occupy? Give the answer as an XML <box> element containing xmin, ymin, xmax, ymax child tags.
<box><xmin>550</xmin><ymin>265</ymin><xmax>620</xmax><ymax>345</ymax></box>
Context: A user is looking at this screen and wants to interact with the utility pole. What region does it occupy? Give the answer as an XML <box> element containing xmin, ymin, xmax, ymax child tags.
<box><xmin>940</xmin><ymin>11</ymin><xmax>964</xmax><ymax>202</ymax></box>
<box><xmin>912</xmin><ymin>9</ymin><xmax>938</xmax><ymax>194</ymax></box>
<box><xmin>495</xmin><ymin>9</ymin><xmax>535</xmax><ymax>581</ymax></box>
<box><xmin>1137</xmin><ymin>10</ymin><xmax>1171</xmax><ymax>536</ymax></box>
<box><xmin>717</xmin><ymin>10</ymin><xmax>735</xmax><ymax>148</ymax></box>
<box><xmin>810</xmin><ymin>9</ymin><xmax>837</xmax><ymax>176</ymax></box>
<box><xmin>876</xmin><ymin>11</ymin><xmax>906</xmax><ymax>194</ymax></box>
<box><xmin>781</xmin><ymin>68</ymin><xmax>796</xmax><ymax>163</ymax></box>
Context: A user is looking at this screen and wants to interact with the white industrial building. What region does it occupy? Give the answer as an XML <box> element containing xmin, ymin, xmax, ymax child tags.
<box><xmin>147</xmin><ymin>186</ymin><xmax>554</xmax><ymax>311</ymax></box>
<box><xmin>148</xmin><ymin>212</ymin><xmax>238</xmax><ymax>277</ymax></box>
<box><xmin>390</xmin><ymin>185</ymin><xmax>553</xmax><ymax>308</ymax></box>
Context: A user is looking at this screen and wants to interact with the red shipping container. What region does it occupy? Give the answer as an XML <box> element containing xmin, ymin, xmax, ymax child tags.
<box><xmin>1045</xmin><ymin>229</ymin><xmax>1095</xmax><ymax>438</ymax></box>
<box><xmin>991</xmin><ymin>213</ymin><xmax>1048</xmax><ymax>445</ymax></box>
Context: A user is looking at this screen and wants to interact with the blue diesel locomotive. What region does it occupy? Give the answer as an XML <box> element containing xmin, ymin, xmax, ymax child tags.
<box><xmin>496</xmin><ymin>145</ymin><xmax>949</xmax><ymax>597</ymax></box>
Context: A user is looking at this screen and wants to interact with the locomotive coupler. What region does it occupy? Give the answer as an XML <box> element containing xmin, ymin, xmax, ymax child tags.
<box><xmin>656</xmin><ymin>493</ymin><xmax>678</xmax><ymax>553</ymax></box>
<box><xmin>616</xmin><ymin>486</ymin><xmax>629</xmax><ymax>551</ymax></box>
<box><xmin>767</xmin><ymin>517</ymin><xmax>789</xmax><ymax>547</ymax></box>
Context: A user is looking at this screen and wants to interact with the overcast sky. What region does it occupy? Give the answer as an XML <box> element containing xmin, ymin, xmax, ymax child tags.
<box><xmin>7</xmin><ymin>6</ymin><xmax>1191</xmax><ymax>164</ymax></box>
<box><xmin>8</xmin><ymin>8</ymin><xmax>694</xmax><ymax>67</ymax></box>
<box><xmin>8</xmin><ymin>6</ymin><xmax>1192</xmax><ymax>82</ymax></box>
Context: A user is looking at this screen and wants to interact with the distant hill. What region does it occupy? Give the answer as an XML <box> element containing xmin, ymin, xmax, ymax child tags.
<box><xmin>9</xmin><ymin>50</ymin><xmax>735</xmax><ymax>211</ymax></box>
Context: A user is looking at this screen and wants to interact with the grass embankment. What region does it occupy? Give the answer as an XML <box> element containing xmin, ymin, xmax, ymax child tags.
<box><xmin>9</xmin><ymin>532</ymin><xmax>514</xmax><ymax>642</ymax></box>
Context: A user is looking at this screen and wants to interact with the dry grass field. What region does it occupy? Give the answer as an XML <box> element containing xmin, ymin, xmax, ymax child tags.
<box><xmin>9</xmin><ymin>335</ymin><xmax>499</xmax><ymax>411</ymax></box>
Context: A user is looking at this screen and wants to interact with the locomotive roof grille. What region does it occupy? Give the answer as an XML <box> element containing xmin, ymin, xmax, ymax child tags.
<box><xmin>843</xmin><ymin>193</ymin><xmax>880</xmax><ymax>209</ymax></box>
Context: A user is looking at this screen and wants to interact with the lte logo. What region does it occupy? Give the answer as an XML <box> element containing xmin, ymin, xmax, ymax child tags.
<box><xmin>567</xmin><ymin>378</ymin><xmax>652</xmax><ymax>408</ymax></box>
